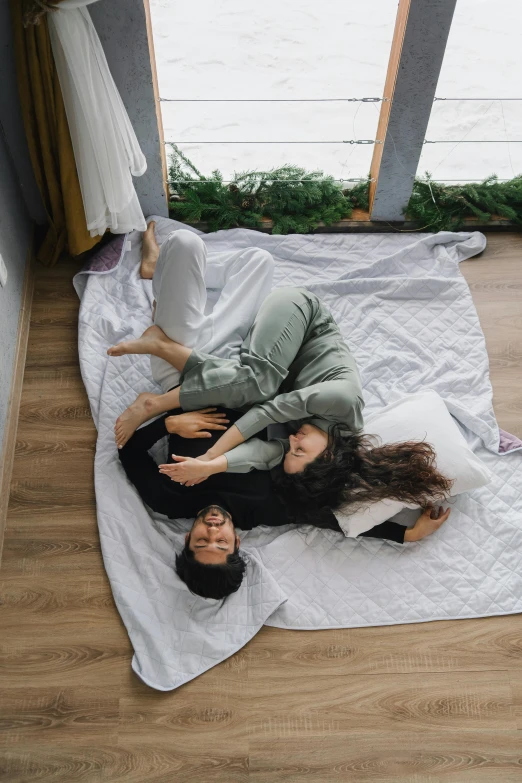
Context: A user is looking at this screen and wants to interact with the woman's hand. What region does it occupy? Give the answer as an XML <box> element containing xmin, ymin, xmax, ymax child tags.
<box><xmin>158</xmin><ymin>454</ymin><xmax>228</xmax><ymax>486</ymax></box>
<box><xmin>165</xmin><ymin>408</ymin><xmax>229</xmax><ymax>439</ymax></box>
<box><xmin>404</xmin><ymin>505</ymin><xmax>451</xmax><ymax>542</ymax></box>
<box><xmin>196</xmin><ymin>452</ymin><xmax>214</xmax><ymax>462</ymax></box>
<box><xmin>169</xmin><ymin>452</ymin><xmax>214</xmax><ymax>486</ymax></box>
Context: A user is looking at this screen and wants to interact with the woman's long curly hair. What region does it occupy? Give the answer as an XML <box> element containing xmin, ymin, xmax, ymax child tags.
<box><xmin>272</xmin><ymin>424</ymin><xmax>453</xmax><ymax>520</ymax></box>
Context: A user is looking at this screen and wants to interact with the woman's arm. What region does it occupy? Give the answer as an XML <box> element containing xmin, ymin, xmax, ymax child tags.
<box><xmin>197</xmin><ymin>380</ymin><xmax>363</xmax><ymax>458</ymax></box>
<box><xmin>232</xmin><ymin>380</ymin><xmax>364</xmax><ymax>441</ymax></box>
<box><xmin>203</xmin><ymin>423</ymin><xmax>245</xmax><ymax>460</ymax></box>
<box><xmin>158</xmin><ymin>438</ymin><xmax>286</xmax><ymax>484</ymax></box>
<box><xmin>158</xmin><ymin>454</ymin><xmax>228</xmax><ymax>485</ymax></box>
<box><xmin>224</xmin><ymin>439</ymin><xmax>286</xmax><ymax>473</ymax></box>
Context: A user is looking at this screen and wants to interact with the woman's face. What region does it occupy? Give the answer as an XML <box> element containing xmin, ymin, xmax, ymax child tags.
<box><xmin>283</xmin><ymin>423</ymin><xmax>329</xmax><ymax>474</ymax></box>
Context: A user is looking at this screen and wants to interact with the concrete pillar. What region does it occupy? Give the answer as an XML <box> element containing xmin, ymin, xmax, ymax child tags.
<box><xmin>89</xmin><ymin>0</ymin><xmax>168</xmax><ymax>218</ymax></box>
<box><xmin>369</xmin><ymin>0</ymin><xmax>457</xmax><ymax>222</ymax></box>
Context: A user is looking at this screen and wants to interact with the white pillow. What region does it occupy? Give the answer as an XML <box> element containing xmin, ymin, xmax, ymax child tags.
<box><xmin>335</xmin><ymin>390</ymin><xmax>493</xmax><ymax>537</ymax></box>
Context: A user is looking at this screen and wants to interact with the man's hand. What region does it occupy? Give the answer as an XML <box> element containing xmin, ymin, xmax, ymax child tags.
<box><xmin>404</xmin><ymin>505</ymin><xmax>451</xmax><ymax>542</ymax></box>
<box><xmin>158</xmin><ymin>454</ymin><xmax>228</xmax><ymax>486</ymax></box>
<box><xmin>165</xmin><ymin>409</ymin><xmax>229</xmax><ymax>439</ymax></box>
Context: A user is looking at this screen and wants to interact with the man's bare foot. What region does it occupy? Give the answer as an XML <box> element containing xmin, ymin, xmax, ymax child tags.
<box><xmin>115</xmin><ymin>392</ymin><xmax>161</xmax><ymax>448</ymax></box>
<box><xmin>107</xmin><ymin>325</ymin><xmax>170</xmax><ymax>358</ymax></box>
<box><xmin>140</xmin><ymin>220</ymin><xmax>160</xmax><ymax>279</ymax></box>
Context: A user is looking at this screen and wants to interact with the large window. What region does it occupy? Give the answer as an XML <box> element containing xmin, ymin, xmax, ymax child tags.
<box><xmin>150</xmin><ymin>0</ymin><xmax>397</xmax><ymax>183</ymax></box>
<box><xmin>416</xmin><ymin>0</ymin><xmax>522</xmax><ymax>183</ymax></box>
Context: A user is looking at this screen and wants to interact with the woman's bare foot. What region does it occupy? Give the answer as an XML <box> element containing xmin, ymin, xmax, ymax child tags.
<box><xmin>114</xmin><ymin>392</ymin><xmax>161</xmax><ymax>448</ymax></box>
<box><xmin>107</xmin><ymin>325</ymin><xmax>170</xmax><ymax>358</ymax></box>
<box><xmin>140</xmin><ymin>220</ymin><xmax>160</xmax><ymax>279</ymax></box>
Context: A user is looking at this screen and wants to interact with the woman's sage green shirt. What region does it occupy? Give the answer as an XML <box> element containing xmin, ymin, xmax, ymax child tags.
<box><xmin>179</xmin><ymin>288</ymin><xmax>365</xmax><ymax>449</ymax></box>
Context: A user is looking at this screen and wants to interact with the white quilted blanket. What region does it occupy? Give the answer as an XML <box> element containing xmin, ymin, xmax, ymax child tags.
<box><xmin>74</xmin><ymin>217</ymin><xmax>522</xmax><ymax>691</ymax></box>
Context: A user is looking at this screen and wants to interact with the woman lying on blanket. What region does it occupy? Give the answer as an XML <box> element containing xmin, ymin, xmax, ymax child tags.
<box><xmin>119</xmin><ymin>405</ymin><xmax>451</xmax><ymax>600</ymax></box>
<box><xmin>107</xmin><ymin>222</ymin><xmax>452</xmax><ymax>515</ymax></box>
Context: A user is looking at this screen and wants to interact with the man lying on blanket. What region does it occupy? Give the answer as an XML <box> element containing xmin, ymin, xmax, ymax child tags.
<box><xmin>119</xmin><ymin>406</ymin><xmax>450</xmax><ymax>600</ymax></box>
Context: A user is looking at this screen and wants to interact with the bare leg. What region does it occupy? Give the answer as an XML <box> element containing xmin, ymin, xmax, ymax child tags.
<box><xmin>107</xmin><ymin>325</ymin><xmax>192</xmax><ymax>373</ymax></box>
<box><xmin>111</xmin><ymin>223</ymin><xmax>201</xmax><ymax>448</ymax></box>
<box><xmin>140</xmin><ymin>221</ymin><xmax>160</xmax><ymax>279</ymax></box>
<box><xmin>115</xmin><ymin>387</ymin><xmax>181</xmax><ymax>448</ymax></box>
<box><xmin>150</xmin><ymin>229</ymin><xmax>208</xmax><ymax>392</ymax></box>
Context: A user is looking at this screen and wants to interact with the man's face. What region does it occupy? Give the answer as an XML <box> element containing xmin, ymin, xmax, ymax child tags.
<box><xmin>186</xmin><ymin>505</ymin><xmax>239</xmax><ymax>565</ymax></box>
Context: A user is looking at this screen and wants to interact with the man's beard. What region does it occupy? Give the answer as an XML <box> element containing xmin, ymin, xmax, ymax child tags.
<box><xmin>195</xmin><ymin>504</ymin><xmax>233</xmax><ymax>524</ymax></box>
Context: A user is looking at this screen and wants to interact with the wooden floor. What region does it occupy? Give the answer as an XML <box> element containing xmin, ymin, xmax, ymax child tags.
<box><xmin>1</xmin><ymin>233</ymin><xmax>521</xmax><ymax>782</ymax></box>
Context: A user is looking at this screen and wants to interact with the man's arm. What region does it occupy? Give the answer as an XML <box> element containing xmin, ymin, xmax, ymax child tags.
<box><xmin>301</xmin><ymin>507</ymin><xmax>407</xmax><ymax>539</ymax></box>
<box><xmin>361</xmin><ymin>506</ymin><xmax>451</xmax><ymax>543</ymax></box>
<box><xmin>319</xmin><ymin>506</ymin><xmax>450</xmax><ymax>542</ymax></box>
<box><xmin>118</xmin><ymin>415</ymin><xmax>189</xmax><ymax>518</ymax></box>
<box><xmin>360</xmin><ymin>520</ymin><xmax>406</xmax><ymax>543</ymax></box>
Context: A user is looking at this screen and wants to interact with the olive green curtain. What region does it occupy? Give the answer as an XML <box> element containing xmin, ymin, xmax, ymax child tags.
<box><xmin>10</xmin><ymin>0</ymin><xmax>101</xmax><ymax>265</ymax></box>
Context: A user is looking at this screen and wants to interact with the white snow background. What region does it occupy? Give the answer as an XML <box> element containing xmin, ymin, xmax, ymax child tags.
<box><xmin>150</xmin><ymin>0</ymin><xmax>522</xmax><ymax>186</ymax></box>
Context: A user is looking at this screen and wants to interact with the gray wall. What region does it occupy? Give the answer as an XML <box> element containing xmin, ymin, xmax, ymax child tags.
<box><xmin>90</xmin><ymin>0</ymin><xmax>168</xmax><ymax>218</ymax></box>
<box><xmin>0</xmin><ymin>0</ymin><xmax>47</xmax><ymax>225</ymax></box>
<box><xmin>0</xmin><ymin>0</ymin><xmax>35</xmax><ymax>455</ymax></box>
<box><xmin>0</xmin><ymin>0</ymin><xmax>166</xmax><ymax>453</ymax></box>
<box><xmin>0</xmin><ymin>127</ymin><xmax>32</xmax><ymax>455</ymax></box>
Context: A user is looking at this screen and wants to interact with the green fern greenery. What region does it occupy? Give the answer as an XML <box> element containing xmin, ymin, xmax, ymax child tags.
<box><xmin>406</xmin><ymin>174</ymin><xmax>522</xmax><ymax>231</ymax></box>
<box><xmin>167</xmin><ymin>144</ymin><xmax>522</xmax><ymax>234</ymax></box>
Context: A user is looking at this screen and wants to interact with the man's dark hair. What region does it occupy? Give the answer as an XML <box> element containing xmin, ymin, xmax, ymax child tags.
<box><xmin>175</xmin><ymin>541</ymin><xmax>246</xmax><ymax>600</ymax></box>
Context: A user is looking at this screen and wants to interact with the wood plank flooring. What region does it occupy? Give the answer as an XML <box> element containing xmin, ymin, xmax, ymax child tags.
<box><xmin>1</xmin><ymin>232</ymin><xmax>521</xmax><ymax>782</ymax></box>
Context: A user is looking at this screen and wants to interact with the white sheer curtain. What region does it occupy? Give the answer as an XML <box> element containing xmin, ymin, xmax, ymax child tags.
<box><xmin>48</xmin><ymin>0</ymin><xmax>147</xmax><ymax>237</ymax></box>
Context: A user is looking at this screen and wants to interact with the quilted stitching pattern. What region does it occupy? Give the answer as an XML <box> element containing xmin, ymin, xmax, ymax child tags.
<box><xmin>74</xmin><ymin>217</ymin><xmax>522</xmax><ymax>691</ymax></box>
